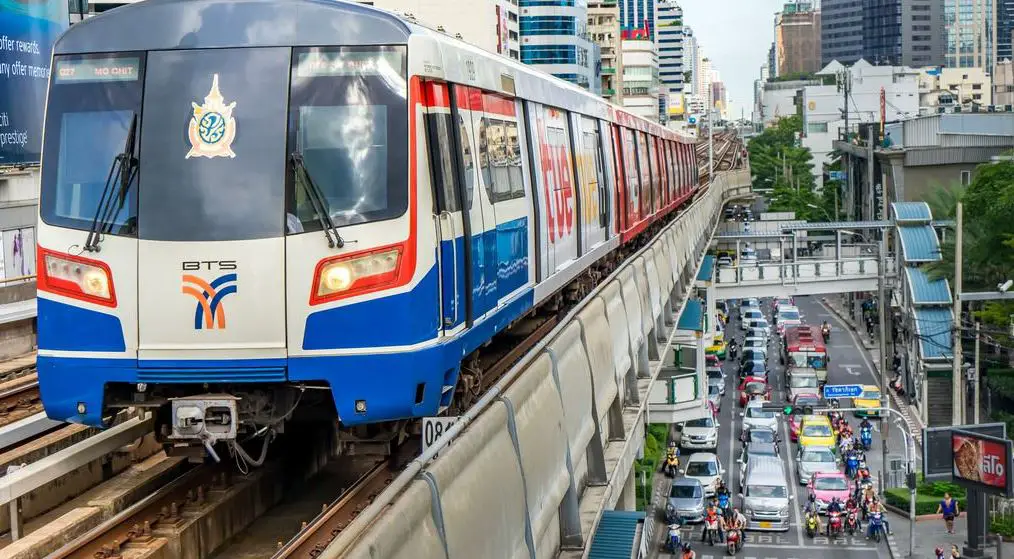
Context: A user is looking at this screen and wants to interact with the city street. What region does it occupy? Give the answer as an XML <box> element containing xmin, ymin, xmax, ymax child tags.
<box><xmin>648</xmin><ymin>294</ymin><xmax>907</xmax><ymax>559</ymax></box>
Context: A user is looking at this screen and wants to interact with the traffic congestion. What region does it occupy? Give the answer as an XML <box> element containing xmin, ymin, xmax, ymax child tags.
<box><xmin>657</xmin><ymin>295</ymin><xmax>895</xmax><ymax>559</ymax></box>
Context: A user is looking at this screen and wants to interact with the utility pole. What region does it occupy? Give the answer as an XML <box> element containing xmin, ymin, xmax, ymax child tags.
<box><xmin>952</xmin><ymin>202</ymin><xmax>964</xmax><ymax>425</ymax></box>
<box><xmin>878</xmin><ymin>182</ymin><xmax>890</xmax><ymax>491</ymax></box>
<box><xmin>839</xmin><ymin>68</ymin><xmax>852</xmax><ymax>141</ymax></box>
<box><xmin>974</xmin><ymin>321</ymin><xmax>981</xmax><ymax>424</ymax></box>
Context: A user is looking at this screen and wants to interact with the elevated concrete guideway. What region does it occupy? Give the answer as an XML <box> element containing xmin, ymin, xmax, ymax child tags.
<box><xmin>714</xmin><ymin>255</ymin><xmax>896</xmax><ymax>299</ymax></box>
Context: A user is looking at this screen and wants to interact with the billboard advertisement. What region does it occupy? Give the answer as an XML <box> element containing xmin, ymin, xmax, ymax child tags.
<box><xmin>922</xmin><ymin>422</ymin><xmax>1006</xmax><ymax>480</ymax></box>
<box><xmin>951</xmin><ymin>429</ymin><xmax>1014</xmax><ymax>497</ymax></box>
<box><xmin>0</xmin><ymin>0</ymin><xmax>68</xmax><ymax>165</ymax></box>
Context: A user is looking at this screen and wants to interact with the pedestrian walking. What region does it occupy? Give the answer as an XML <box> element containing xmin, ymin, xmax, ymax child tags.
<box><xmin>937</xmin><ymin>493</ymin><xmax>959</xmax><ymax>534</ymax></box>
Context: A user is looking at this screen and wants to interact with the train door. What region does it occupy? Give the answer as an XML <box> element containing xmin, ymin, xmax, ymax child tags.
<box><xmin>575</xmin><ymin>116</ymin><xmax>607</xmax><ymax>251</ymax></box>
<box><xmin>528</xmin><ymin>102</ymin><xmax>577</xmax><ymax>278</ymax></box>
<box><xmin>479</xmin><ymin>92</ymin><xmax>529</xmax><ymax>304</ymax></box>
<box><xmin>424</xmin><ymin>82</ymin><xmax>468</xmax><ymax>333</ymax></box>
<box><xmin>453</xmin><ymin>85</ymin><xmax>497</xmax><ymax>319</ymax></box>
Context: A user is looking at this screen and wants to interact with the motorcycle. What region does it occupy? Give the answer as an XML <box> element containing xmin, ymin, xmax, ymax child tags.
<box><xmin>845</xmin><ymin>453</ymin><xmax>860</xmax><ymax>479</ymax></box>
<box><xmin>805</xmin><ymin>513</ymin><xmax>819</xmax><ymax>538</ymax></box>
<box><xmin>703</xmin><ymin>517</ymin><xmax>720</xmax><ymax>546</ymax></box>
<box><xmin>666</xmin><ymin>523</ymin><xmax>682</xmax><ymax>553</ymax></box>
<box><xmin>664</xmin><ymin>454</ymin><xmax>680</xmax><ymax>478</ymax></box>
<box><xmin>860</xmin><ymin>426</ymin><xmax>873</xmax><ymax>450</ymax></box>
<box><xmin>822</xmin><ymin>325</ymin><xmax>831</xmax><ymax>343</ymax></box>
<box><xmin>828</xmin><ymin>511</ymin><xmax>844</xmax><ymax>537</ymax></box>
<box><xmin>868</xmin><ymin>512</ymin><xmax>884</xmax><ymax>543</ymax></box>
<box><xmin>726</xmin><ymin>528</ymin><xmax>741</xmax><ymax>555</ymax></box>
<box><xmin>846</xmin><ymin>510</ymin><xmax>860</xmax><ymax>536</ymax></box>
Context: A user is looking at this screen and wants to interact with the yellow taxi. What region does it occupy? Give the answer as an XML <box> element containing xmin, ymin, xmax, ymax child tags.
<box><xmin>706</xmin><ymin>332</ymin><xmax>727</xmax><ymax>359</ymax></box>
<box><xmin>851</xmin><ymin>385</ymin><xmax>882</xmax><ymax>417</ymax></box>
<box><xmin>797</xmin><ymin>415</ymin><xmax>836</xmax><ymax>449</ymax></box>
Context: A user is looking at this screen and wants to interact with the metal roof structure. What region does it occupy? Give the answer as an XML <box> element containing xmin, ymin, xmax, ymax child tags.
<box><xmin>777</xmin><ymin>219</ymin><xmax>955</xmax><ymax>231</ymax></box>
<box><xmin>913</xmin><ymin>307</ymin><xmax>954</xmax><ymax>360</ymax></box>
<box><xmin>897</xmin><ymin>226</ymin><xmax>942</xmax><ymax>262</ymax></box>
<box><xmin>904</xmin><ymin>267</ymin><xmax>952</xmax><ymax>305</ymax></box>
<box><xmin>677</xmin><ymin>299</ymin><xmax>705</xmax><ymax>332</ymax></box>
<box><xmin>892</xmin><ymin>202</ymin><xmax>933</xmax><ymax>223</ymax></box>
<box><xmin>587</xmin><ymin>510</ymin><xmax>644</xmax><ymax>559</ymax></box>
<box><xmin>697</xmin><ymin>255</ymin><xmax>716</xmax><ymax>282</ymax></box>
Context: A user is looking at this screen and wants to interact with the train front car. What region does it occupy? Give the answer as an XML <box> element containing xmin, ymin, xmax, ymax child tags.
<box><xmin>36</xmin><ymin>0</ymin><xmax>442</xmax><ymax>457</ymax></box>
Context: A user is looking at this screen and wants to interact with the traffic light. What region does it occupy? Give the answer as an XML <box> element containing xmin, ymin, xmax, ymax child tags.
<box><xmin>761</xmin><ymin>403</ymin><xmax>814</xmax><ymax>415</ymax></box>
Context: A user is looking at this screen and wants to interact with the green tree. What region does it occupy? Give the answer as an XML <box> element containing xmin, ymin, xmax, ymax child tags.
<box><xmin>747</xmin><ymin>115</ymin><xmax>828</xmax><ymax>221</ymax></box>
<box><xmin>924</xmin><ymin>157</ymin><xmax>1014</xmax><ymax>335</ymax></box>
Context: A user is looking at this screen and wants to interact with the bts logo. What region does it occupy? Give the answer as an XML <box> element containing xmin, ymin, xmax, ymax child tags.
<box><xmin>181</xmin><ymin>272</ymin><xmax>238</xmax><ymax>330</ymax></box>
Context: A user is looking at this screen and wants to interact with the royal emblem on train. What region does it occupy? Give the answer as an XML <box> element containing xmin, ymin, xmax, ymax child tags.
<box><xmin>186</xmin><ymin>74</ymin><xmax>237</xmax><ymax>159</ymax></box>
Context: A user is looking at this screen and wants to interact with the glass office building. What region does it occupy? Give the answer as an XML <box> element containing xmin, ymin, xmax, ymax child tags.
<box><xmin>520</xmin><ymin>0</ymin><xmax>601</xmax><ymax>92</ymax></box>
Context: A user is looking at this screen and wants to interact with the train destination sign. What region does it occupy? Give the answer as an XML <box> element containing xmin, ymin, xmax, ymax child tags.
<box><xmin>54</xmin><ymin>56</ymin><xmax>141</xmax><ymax>83</ymax></box>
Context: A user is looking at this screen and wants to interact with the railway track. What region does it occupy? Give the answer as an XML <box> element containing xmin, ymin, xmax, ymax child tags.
<box><xmin>272</xmin><ymin>462</ymin><xmax>395</xmax><ymax>558</ymax></box>
<box><xmin>0</xmin><ymin>373</ymin><xmax>41</xmax><ymax>427</ymax></box>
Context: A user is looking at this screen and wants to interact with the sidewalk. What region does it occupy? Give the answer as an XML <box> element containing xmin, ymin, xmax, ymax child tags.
<box><xmin>820</xmin><ymin>295</ymin><xmax>926</xmax><ymax>445</ymax></box>
<box><xmin>885</xmin><ymin>510</ymin><xmax>1014</xmax><ymax>559</ymax></box>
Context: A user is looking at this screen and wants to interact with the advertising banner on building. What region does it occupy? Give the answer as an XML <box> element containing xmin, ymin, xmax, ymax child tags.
<box><xmin>0</xmin><ymin>0</ymin><xmax>69</xmax><ymax>165</ymax></box>
<box><xmin>3</xmin><ymin>226</ymin><xmax>33</xmax><ymax>278</ymax></box>
<box><xmin>496</xmin><ymin>3</ymin><xmax>508</xmax><ymax>55</ymax></box>
<box><xmin>951</xmin><ymin>429</ymin><xmax>1014</xmax><ymax>497</ymax></box>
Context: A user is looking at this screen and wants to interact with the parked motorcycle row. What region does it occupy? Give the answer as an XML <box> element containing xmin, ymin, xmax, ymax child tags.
<box><xmin>660</xmin><ymin>295</ymin><xmax>892</xmax><ymax>556</ymax></box>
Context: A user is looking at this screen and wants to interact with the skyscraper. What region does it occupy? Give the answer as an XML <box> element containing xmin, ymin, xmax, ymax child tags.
<box><xmin>657</xmin><ymin>1</ymin><xmax>685</xmax><ymax>121</ymax></box>
<box><xmin>945</xmin><ymin>0</ymin><xmax>994</xmax><ymax>68</ymax></box>
<box><xmin>996</xmin><ymin>0</ymin><xmax>1013</xmax><ymax>63</ymax></box>
<box><xmin>775</xmin><ymin>1</ymin><xmax>822</xmax><ymax>75</ymax></box>
<box><xmin>822</xmin><ymin>0</ymin><xmax>944</xmax><ymax>67</ymax></box>
<box><xmin>621</xmin><ymin>0</ymin><xmax>656</xmax><ymax>40</ymax></box>
<box><xmin>520</xmin><ymin>0</ymin><xmax>600</xmax><ymax>92</ymax></box>
<box><xmin>588</xmin><ymin>0</ymin><xmax>624</xmax><ymax>103</ymax></box>
<box><xmin>683</xmin><ymin>25</ymin><xmax>698</xmax><ymax>93</ymax></box>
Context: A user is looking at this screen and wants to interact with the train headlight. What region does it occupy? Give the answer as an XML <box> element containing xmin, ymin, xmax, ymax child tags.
<box><xmin>38</xmin><ymin>248</ymin><xmax>117</xmax><ymax>307</ymax></box>
<box><xmin>311</xmin><ymin>245</ymin><xmax>404</xmax><ymax>304</ymax></box>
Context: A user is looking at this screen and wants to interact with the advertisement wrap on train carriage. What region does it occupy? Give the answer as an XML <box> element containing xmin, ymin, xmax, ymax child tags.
<box><xmin>531</xmin><ymin>102</ymin><xmax>577</xmax><ymax>276</ymax></box>
<box><xmin>0</xmin><ymin>0</ymin><xmax>68</xmax><ymax>164</ymax></box>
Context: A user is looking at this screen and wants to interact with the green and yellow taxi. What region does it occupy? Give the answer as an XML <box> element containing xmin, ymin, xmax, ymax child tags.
<box><xmin>851</xmin><ymin>385</ymin><xmax>882</xmax><ymax>417</ymax></box>
<box><xmin>798</xmin><ymin>415</ymin><xmax>837</xmax><ymax>449</ymax></box>
<box><xmin>706</xmin><ymin>332</ymin><xmax>727</xmax><ymax>359</ymax></box>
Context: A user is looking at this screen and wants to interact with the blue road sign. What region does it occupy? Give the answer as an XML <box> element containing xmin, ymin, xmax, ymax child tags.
<box><xmin>689</xmin><ymin>116</ymin><xmax>697</xmax><ymax>124</ymax></box>
<box><xmin>822</xmin><ymin>384</ymin><xmax>863</xmax><ymax>399</ymax></box>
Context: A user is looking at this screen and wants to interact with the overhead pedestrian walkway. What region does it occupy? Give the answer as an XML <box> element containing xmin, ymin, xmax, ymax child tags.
<box><xmin>713</xmin><ymin>255</ymin><xmax>894</xmax><ymax>299</ymax></box>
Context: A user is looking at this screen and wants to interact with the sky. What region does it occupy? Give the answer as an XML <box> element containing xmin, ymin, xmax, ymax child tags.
<box><xmin>679</xmin><ymin>0</ymin><xmax>786</xmax><ymax>114</ymax></box>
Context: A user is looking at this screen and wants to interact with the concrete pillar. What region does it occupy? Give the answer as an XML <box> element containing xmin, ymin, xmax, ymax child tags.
<box><xmin>617</xmin><ymin>466</ymin><xmax>636</xmax><ymax>511</ymax></box>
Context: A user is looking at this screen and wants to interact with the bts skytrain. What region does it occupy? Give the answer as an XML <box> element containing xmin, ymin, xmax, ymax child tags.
<box><xmin>36</xmin><ymin>0</ymin><xmax>700</xmax><ymax>457</ymax></box>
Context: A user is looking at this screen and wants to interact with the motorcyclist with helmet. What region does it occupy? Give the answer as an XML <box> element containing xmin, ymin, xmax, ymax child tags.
<box><xmin>681</xmin><ymin>542</ymin><xmax>696</xmax><ymax>559</ymax></box>
<box><xmin>703</xmin><ymin>503</ymin><xmax>724</xmax><ymax>544</ymax></box>
<box><xmin>826</xmin><ymin>497</ymin><xmax>844</xmax><ymax>536</ymax></box>
<box><xmin>664</xmin><ymin>442</ymin><xmax>681</xmax><ymax>477</ymax></box>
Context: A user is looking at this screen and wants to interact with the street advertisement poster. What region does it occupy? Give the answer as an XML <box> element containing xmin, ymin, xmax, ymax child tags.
<box><xmin>951</xmin><ymin>429</ymin><xmax>1014</xmax><ymax>497</ymax></box>
<box><xmin>3</xmin><ymin>226</ymin><xmax>33</xmax><ymax>278</ymax></box>
<box><xmin>922</xmin><ymin>423</ymin><xmax>1006</xmax><ymax>480</ymax></box>
<box><xmin>0</xmin><ymin>0</ymin><xmax>69</xmax><ymax>165</ymax></box>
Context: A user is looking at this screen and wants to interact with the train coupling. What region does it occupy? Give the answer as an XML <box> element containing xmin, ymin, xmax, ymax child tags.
<box><xmin>169</xmin><ymin>394</ymin><xmax>239</xmax><ymax>461</ymax></box>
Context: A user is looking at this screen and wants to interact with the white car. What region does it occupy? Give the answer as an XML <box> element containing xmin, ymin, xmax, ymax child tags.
<box><xmin>741</xmin><ymin>400</ymin><xmax>779</xmax><ymax>432</ymax></box>
<box><xmin>680</xmin><ymin>416</ymin><xmax>720</xmax><ymax>451</ymax></box>
<box><xmin>741</xmin><ymin>309</ymin><xmax>765</xmax><ymax>329</ymax></box>
<box><xmin>742</xmin><ymin>338</ymin><xmax>768</xmax><ymax>353</ymax></box>
<box><xmin>738</xmin><ymin>304</ymin><xmax>761</xmax><ymax>322</ymax></box>
<box><xmin>682</xmin><ymin>452</ymin><xmax>726</xmax><ymax>497</ymax></box>
<box><xmin>718</xmin><ymin>256</ymin><xmax>734</xmax><ymax>268</ymax></box>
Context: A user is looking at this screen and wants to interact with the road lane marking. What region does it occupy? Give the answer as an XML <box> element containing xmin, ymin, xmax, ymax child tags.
<box><xmin>780</xmin><ymin>396</ymin><xmax>806</xmax><ymax>547</ymax></box>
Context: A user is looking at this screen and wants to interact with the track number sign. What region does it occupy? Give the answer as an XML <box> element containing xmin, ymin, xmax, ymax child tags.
<box><xmin>422</xmin><ymin>416</ymin><xmax>460</xmax><ymax>453</ymax></box>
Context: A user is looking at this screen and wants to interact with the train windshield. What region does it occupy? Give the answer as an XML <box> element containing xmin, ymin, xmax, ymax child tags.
<box><xmin>40</xmin><ymin>54</ymin><xmax>144</xmax><ymax>235</ymax></box>
<box><xmin>137</xmin><ymin>47</ymin><xmax>290</xmax><ymax>241</ymax></box>
<box><xmin>286</xmin><ymin>46</ymin><xmax>408</xmax><ymax>231</ymax></box>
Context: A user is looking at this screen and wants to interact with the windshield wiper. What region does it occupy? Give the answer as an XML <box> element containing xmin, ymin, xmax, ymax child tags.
<box><xmin>84</xmin><ymin>114</ymin><xmax>138</xmax><ymax>252</ymax></box>
<box><xmin>290</xmin><ymin>152</ymin><xmax>344</xmax><ymax>249</ymax></box>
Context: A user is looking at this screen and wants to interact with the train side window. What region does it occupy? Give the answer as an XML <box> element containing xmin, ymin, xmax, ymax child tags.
<box><xmin>477</xmin><ymin>116</ymin><xmax>492</xmax><ymax>201</ymax></box>
<box><xmin>504</xmin><ymin>120</ymin><xmax>524</xmax><ymax>199</ymax></box>
<box><xmin>635</xmin><ymin>132</ymin><xmax>651</xmax><ymax>213</ymax></box>
<box><xmin>589</xmin><ymin>127</ymin><xmax>608</xmax><ymax>227</ymax></box>
<box><xmin>424</xmin><ymin>85</ymin><xmax>459</xmax><ymax>213</ymax></box>
<box><xmin>621</xmin><ymin>127</ymin><xmax>639</xmax><ymax>214</ymax></box>
<box><xmin>486</xmin><ymin>118</ymin><xmax>511</xmax><ymax>202</ymax></box>
<box><xmin>667</xmin><ymin>141</ymin><xmax>678</xmax><ymax>196</ymax></box>
<box><xmin>454</xmin><ymin>112</ymin><xmax>476</xmax><ymax>209</ymax></box>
